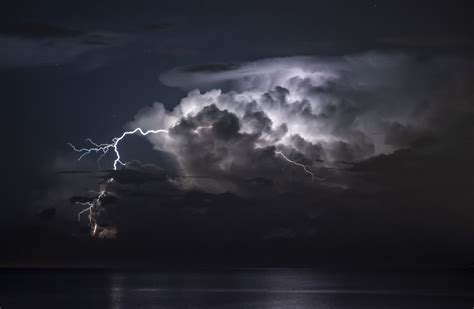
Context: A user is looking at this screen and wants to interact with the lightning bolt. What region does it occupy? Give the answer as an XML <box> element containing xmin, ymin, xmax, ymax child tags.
<box><xmin>275</xmin><ymin>150</ymin><xmax>318</xmax><ymax>180</ymax></box>
<box><xmin>253</xmin><ymin>145</ymin><xmax>318</xmax><ymax>180</ymax></box>
<box><xmin>68</xmin><ymin>128</ymin><xmax>169</xmax><ymax>170</ymax></box>
<box><xmin>76</xmin><ymin>201</ymin><xmax>94</xmax><ymax>223</ymax></box>
<box><xmin>75</xmin><ymin>190</ymin><xmax>108</xmax><ymax>236</ymax></box>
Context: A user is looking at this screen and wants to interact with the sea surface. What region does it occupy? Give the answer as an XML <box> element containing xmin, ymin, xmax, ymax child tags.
<box><xmin>1</xmin><ymin>268</ymin><xmax>474</xmax><ymax>308</ymax></box>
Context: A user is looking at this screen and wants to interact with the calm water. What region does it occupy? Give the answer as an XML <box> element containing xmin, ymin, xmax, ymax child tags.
<box><xmin>1</xmin><ymin>269</ymin><xmax>474</xmax><ymax>308</ymax></box>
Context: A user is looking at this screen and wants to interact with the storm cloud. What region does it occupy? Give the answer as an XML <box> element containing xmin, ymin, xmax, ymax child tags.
<box><xmin>129</xmin><ymin>53</ymin><xmax>473</xmax><ymax>194</ymax></box>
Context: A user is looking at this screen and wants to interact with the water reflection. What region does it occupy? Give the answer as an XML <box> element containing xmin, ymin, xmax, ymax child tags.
<box><xmin>109</xmin><ymin>273</ymin><xmax>124</xmax><ymax>309</ymax></box>
<box><xmin>104</xmin><ymin>269</ymin><xmax>474</xmax><ymax>309</ymax></box>
<box><xmin>1</xmin><ymin>269</ymin><xmax>474</xmax><ymax>308</ymax></box>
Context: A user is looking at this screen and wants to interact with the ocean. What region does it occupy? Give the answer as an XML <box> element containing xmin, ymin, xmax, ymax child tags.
<box><xmin>1</xmin><ymin>268</ymin><xmax>473</xmax><ymax>308</ymax></box>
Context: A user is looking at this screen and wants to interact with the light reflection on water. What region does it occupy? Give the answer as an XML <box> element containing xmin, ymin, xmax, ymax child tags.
<box><xmin>110</xmin><ymin>273</ymin><xmax>124</xmax><ymax>309</ymax></box>
<box><xmin>2</xmin><ymin>269</ymin><xmax>474</xmax><ymax>308</ymax></box>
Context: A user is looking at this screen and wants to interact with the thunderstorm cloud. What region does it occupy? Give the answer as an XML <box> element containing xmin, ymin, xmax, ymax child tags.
<box><xmin>128</xmin><ymin>53</ymin><xmax>473</xmax><ymax>194</ymax></box>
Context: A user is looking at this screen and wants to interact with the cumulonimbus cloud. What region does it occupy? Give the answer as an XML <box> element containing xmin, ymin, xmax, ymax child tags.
<box><xmin>127</xmin><ymin>53</ymin><xmax>473</xmax><ymax>194</ymax></box>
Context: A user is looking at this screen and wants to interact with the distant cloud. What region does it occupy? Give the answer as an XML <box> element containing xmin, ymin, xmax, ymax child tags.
<box><xmin>0</xmin><ymin>22</ymin><xmax>128</xmax><ymax>68</ymax></box>
<box><xmin>0</xmin><ymin>22</ymin><xmax>82</xmax><ymax>39</ymax></box>
<box><xmin>379</xmin><ymin>35</ymin><xmax>474</xmax><ymax>48</ymax></box>
<box><xmin>143</xmin><ymin>22</ymin><xmax>174</xmax><ymax>32</ymax></box>
<box><xmin>183</xmin><ymin>63</ymin><xmax>237</xmax><ymax>73</ymax></box>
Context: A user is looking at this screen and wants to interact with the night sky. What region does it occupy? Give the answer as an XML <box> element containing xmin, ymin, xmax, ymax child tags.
<box><xmin>3</xmin><ymin>0</ymin><xmax>474</xmax><ymax>268</ymax></box>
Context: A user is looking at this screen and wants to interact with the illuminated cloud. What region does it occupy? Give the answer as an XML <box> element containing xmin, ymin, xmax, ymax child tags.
<box><xmin>126</xmin><ymin>53</ymin><xmax>474</xmax><ymax>193</ymax></box>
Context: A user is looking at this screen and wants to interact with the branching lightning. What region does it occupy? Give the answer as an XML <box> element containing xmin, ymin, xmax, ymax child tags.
<box><xmin>75</xmin><ymin>190</ymin><xmax>108</xmax><ymax>236</ymax></box>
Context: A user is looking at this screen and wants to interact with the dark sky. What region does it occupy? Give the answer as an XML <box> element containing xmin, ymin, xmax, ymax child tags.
<box><xmin>2</xmin><ymin>0</ymin><xmax>474</xmax><ymax>267</ymax></box>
